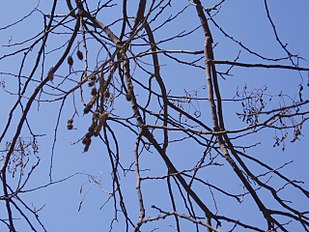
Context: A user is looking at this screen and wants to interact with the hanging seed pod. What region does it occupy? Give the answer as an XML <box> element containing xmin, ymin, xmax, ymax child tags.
<box><xmin>126</xmin><ymin>92</ymin><xmax>132</xmax><ymax>101</ymax></box>
<box><xmin>84</xmin><ymin>96</ymin><xmax>98</xmax><ymax>114</ymax></box>
<box><xmin>104</xmin><ymin>89</ymin><xmax>110</xmax><ymax>99</ymax></box>
<box><xmin>94</xmin><ymin>112</ymin><xmax>109</xmax><ymax>136</ymax></box>
<box><xmin>77</xmin><ymin>50</ymin><xmax>83</xmax><ymax>60</ymax></box>
<box><xmin>91</xmin><ymin>87</ymin><xmax>97</xmax><ymax>96</ymax></box>
<box><xmin>83</xmin><ymin>144</ymin><xmax>90</xmax><ymax>152</ymax></box>
<box><xmin>98</xmin><ymin>72</ymin><xmax>105</xmax><ymax>94</ymax></box>
<box><xmin>82</xmin><ymin>136</ymin><xmax>90</xmax><ymax>145</ymax></box>
<box><xmin>102</xmin><ymin>111</ymin><xmax>109</xmax><ymax>121</ymax></box>
<box><xmin>84</xmin><ymin>104</ymin><xmax>92</xmax><ymax>115</ymax></box>
<box><xmin>82</xmin><ymin>136</ymin><xmax>91</xmax><ymax>152</ymax></box>
<box><xmin>89</xmin><ymin>74</ymin><xmax>96</xmax><ymax>81</ymax></box>
<box><xmin>88</xmin><ymin>74</ymin><xmax>96</xmax><ymax>87</ymax></box>
<box><xmin>92</xmin><ymin>111</ymin><xmax>100</xmax><ymax>119</ymax></box>
<box><xmin>88</xmin><ymin>80</ymin><xmax>96</xmax><ymax>87</ymax></box>
<box><xmin>88</xmin><ymin>121</ymin><xmax>97</xmax><ymax>134</ymax></box>
<box><xmin>299</xmin><ymin>85</ymin><xmax>304</xmax><ymax>102</ymax></box>
<box><xmin>48</xmin><ymin>68</ymin><xmax>54</xmax><ymax>81</ymax></box>
<box><xmin>67</xmin><ymin>55</ymin><xmax>74</xmax><ymax>66</ymax></box>
<box><xmin>85</xmin><ymin>131</ymin><xmax>93</xmax><ymax>139</ymax></box>
<box><xmin>291</xmin><ymin>129</ymin><xmax>301</xmax><ymax>143</ymax></box>
<box><xmin>67</xmin><ymin>119</ymin><xmax>74</xmax><ymax>130</ymax></box>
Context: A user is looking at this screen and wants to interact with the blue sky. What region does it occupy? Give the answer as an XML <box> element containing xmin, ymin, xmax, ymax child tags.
<box><xmin>0</xmin><ymin>1</ymin><xmax>308</xmax><ymax>231</ymax></box>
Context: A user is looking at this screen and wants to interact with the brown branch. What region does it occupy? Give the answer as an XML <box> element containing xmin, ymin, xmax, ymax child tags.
<box><xmin>144</xmin><ymin>22</ymin><xmax>169</xmax><ymax>152</ymax></box>
<box><xmin>133</xmin><ymin>0</ymin><xmax>147</xmax><ymax>29</ymax></box>
<box><xmin>134</xmin><ymin>132</ymin><xmax>145</xmax><ymax>231</ymax></box>
<box><xmin>211</xmin><ymin>60</ymin><xmax>309</xmax><ymax>71</ymax></box>
<box><xmin>193</xmin><ymin>0</ymin><xmax>289</xmax><ymax>230</ymax></box>
<box><xmin>146</xmin><ymin>205</ymin><xmax>221</xmax><ymax>232</ymax></box>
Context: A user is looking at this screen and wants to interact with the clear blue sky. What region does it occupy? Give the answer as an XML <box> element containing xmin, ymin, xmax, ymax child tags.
<box><xmin>0</xmin><ymin>1</ymin><xmax>308</xmax><ymax>231</ymax></box>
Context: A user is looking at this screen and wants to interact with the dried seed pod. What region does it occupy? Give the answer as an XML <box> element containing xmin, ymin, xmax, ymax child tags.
<box><xmin>88</xmin><ymin>74</ymin><xmax>97</xmax><ymax>87</ymax></box>
<box><xmin>83</xmin><ymin>96</ymin><xmax>98</xmax><ymax>114</ymax></box>
<box><xmin>85</xmin><ymin>132</ymin><xmax>92</xmax><ymax>139</ymax></box>
<box><xmin>126</xmin><ymin>93</ymin><xmax>132</xmax><ymax>101</ymax></box>
<box><xmin>88</xmin><ymin>121</ymin><xmax>97</xmax><ymax>133</ymax></box>
<box><xmin>89</xmin><ymin>74</ymin><xmax>96</xmax><ymax>81</ymax></box>
<box><xmin>67</xmin><ymin>119</ymin><xmax>73</xmax><ymax>130</ymax></box>
<box><xmin>77</xmin><ymin>50</ymin><xmax>83</xmax><ymax>60</ymax></box>
<box><xmin>67</xmin><ymin>124</ymin><xmax>73</xmax><ymax>130</ymax></box>
<box><xmin>84</xmin><ymin>144</ymin><xmax>90</xmax><ymax>152</ymax></box>
<box><xmin>82</xmin><ymin>136</ymin><xmax>91</xmax><ymax>152</ymax></box>
<box><xmin>82</xmin><ymin>136</ymin><xmax>90</xmax><ymax>145</ymax></box>
<box><xmin>98</xmin><ymin>72</ymin><xmax>105</xmax><ymax>94</ymax></box>
<box><xmin>67</xmin><ymin>55</ymin><xmax>74</xmax><ymax>66</ymax></box>
<box><xmin>291</xmin><ymin>129</ymin><xmax>301</xmax><ymax>143</ymax></box>
<box><xmin>88</xmin><ymin>80</ymin><xmax>96</xmax><ymax>87</ymax></box>
<box><xmin>102</xmin><ymin>111</ymin><xmax>109</xmax><ymax>120</ymax></box>
<box><xmin>48</xmin><ymin>68</ymin><xmax>54</xmax><ymax>81</ymax></box>
<box><xmin>94</xmin><ymin>112</ymin><xmax>109</xmax><ymax>136</ymax></box>
<box><xmin>92</xmin><ymin>111</ymin><xmax>100</xmax><ymax>119</ymax></box>
<box><xmin>90</xmin><ymin>96</ymin><xmax>97</xmax><ymax>105</ymax></box>
<box><xmin>84</xmin><ymin>105</ymin><xmax>92</xmax><ymax>114</ymax></box>
<box><xmin>91</xmin><ymin>87</ymin><xmax>97</xmax><ymax>96</ymax></box>
<box><xmin>104</xmin><ymin>89</ymin><xmax>110</xmax><ymax>98</ymax></box>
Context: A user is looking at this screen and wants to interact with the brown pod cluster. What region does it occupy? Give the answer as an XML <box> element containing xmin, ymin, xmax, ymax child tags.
<box><xmin>84</xmin><ymin>96</ymin><xmax>98</xmax><ymax>114</ymax></box>
<box><xmin>82</xmin><ymin>111</ymin><xmax>108</xmax><ymax>152</ymax></box>
<box><xmin>82</xmin><ymin>114</ymin><xmax>99</xmax><ymax>152</ymax></box>
<box><xmin>81</xmin><ymin>68</ymin><xmax>112</xmax><ymax>152</ymax></box>
<box><xmin>94</xmin><ymin>112</ymin><xmax>109</xmax><ymax>136</ymax></box>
